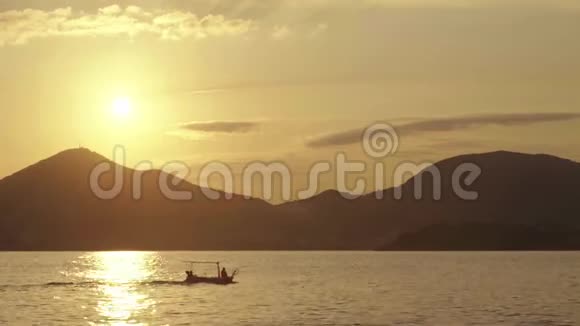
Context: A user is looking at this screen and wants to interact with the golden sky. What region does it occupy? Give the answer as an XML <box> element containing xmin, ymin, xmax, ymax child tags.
<box><xmin>1</xmin><ymin>0</ymin><xmax>579</xmax><ymax>200</ymax></box>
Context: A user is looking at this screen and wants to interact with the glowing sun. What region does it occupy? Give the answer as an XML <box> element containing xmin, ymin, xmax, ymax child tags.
<box><xmin>111</xmin><ymin>97</ymin><xmax>133</xmax><ymax>119</ymax></box>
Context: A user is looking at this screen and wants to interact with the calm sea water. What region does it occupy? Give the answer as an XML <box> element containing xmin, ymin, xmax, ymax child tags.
<box><xmin>0</xmin><ymin>252</ymin><xmax>579</xmax><ymax>325</ymax></box>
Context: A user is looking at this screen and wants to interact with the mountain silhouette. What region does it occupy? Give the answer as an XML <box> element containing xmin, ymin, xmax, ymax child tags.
<box><xmin>1</xmin><ymin>148</ymin><xmax>579</xmax><ymax>250</ymax></box>
<box><xmin>379</xmin><ymin>223</ymin><xmax>580</xmax><ymax>250</ymax></box>
<box><xmin>0</xmin><ymin>148</ymin><xmax>276</xmax><ymax>250</ymax></box>
<box><xmin>280</xmin><ymin>150</ymin><xmax>580</xmax><ymax>249</ymax></box>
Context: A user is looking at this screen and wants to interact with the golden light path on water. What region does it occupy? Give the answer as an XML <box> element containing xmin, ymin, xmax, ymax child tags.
<box><xmin>83</xmin><ymin>252</ymin><xmax>158</xmax><ymax>325</ymax></box>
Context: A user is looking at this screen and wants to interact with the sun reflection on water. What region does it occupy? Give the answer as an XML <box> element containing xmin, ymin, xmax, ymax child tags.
<box><xmin>84</xmin><ymin>252</ymin><xmax>158</xmax><ymax>325</ymax></box>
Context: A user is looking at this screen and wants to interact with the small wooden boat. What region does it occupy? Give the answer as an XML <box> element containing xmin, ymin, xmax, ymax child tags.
<box><xmin>184</xmin><ymin>274</ymin><xmax>236</xmax><ymax>285</ymax></box>
<box><xmin>183</xmin><ymin>261</ymin><xmax>238</xmax><ymax>285</ymax></box>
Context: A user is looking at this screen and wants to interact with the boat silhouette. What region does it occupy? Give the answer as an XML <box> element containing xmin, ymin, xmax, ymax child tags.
<box><xmin>183</xmin><ymin>261</ymin><xmax>238</xmax><ymax>285</ymax></box>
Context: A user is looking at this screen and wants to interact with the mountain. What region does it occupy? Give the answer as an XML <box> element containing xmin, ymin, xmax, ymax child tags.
<box><xmin>279</xmin><ymin>151</ymin><xmax>580</xmax><ymax>249</ymax></box>
<box><xmin>379</xmin><ymin>223</ymin><xmax>580</xmax><ymax>250</ymax></box>
<box><xmin>0</xmin><ymin>148</ymin><xmax>278</xmax><ymax>250</ymax></box>
<box><xmin>1</xmin><ymin>148</ymin><xmax>579</xmax><ymax>250</ymax></box>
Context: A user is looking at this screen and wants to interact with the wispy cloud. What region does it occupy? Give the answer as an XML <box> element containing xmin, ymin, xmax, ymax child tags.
<box><xmin>179</xmin><ymin>121</ymin><xmax>260</xmax><ymax>134</ymax></box>
<box><xmin>306</xmin><ymin>112</ymin><xmax>580</xmax><ymax>148</ymax></box>
<box><xmin>0</xmin><ymin>5</ymin><xmax>254</xmax><ymax>46</ymax></box>
<box><xmin>271</xmin><ymin>25</ymin><xmax>292</xmax><ymax>40</ymax></box>
<box><xmin>183</xmin><ymin>76</ymin><xmax>391</xmax><ymax>95</ymax></box>
<box><xmin>309</xmin><ymin>23</ymin><xmax>328</xmax><ymax>38</ymax></box>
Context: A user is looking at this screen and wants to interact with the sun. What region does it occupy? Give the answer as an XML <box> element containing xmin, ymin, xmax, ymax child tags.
<box><xmin>111</xmin><ymin>96</ymin><xmax>133</xmax><ymax>119</ymax></box>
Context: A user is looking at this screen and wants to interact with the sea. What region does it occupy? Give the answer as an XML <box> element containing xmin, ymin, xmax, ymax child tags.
<box><xmin>1</xmin><ymin>251</ymin><xmax>579</xmax><ymax>325</ymax></box>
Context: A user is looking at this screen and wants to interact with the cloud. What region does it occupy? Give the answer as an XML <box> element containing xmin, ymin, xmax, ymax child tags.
<box><xmin>306</xmin><ymin>112</ymin><xmax>580</xmax><ymax>148</ymax></box>
<box><xmin>309</xmin><ymin>23</ymin><xmax>328</xmax><ymax>37</ymax></box>
<box><xmin>99</xmin><ymin>4</ymin><xmax>123</xmax><ymax>16</ymax></box>
<box><xmin>0</xmin><ymin>5</ymin><xmax>254</xmax><ymax>46</ymax></box>
<box><xmin>271</xmin><ymin>25</ymin><xmax>292</xmax><ymax>40</ymax></box>
<box><xmin>179</xmin><ymin>121</ymin><xmax>260</xmax><ymax>133</ymax></box>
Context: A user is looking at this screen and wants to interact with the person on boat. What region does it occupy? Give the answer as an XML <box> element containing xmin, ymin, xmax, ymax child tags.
<box><xmin>221</xmin><ymin>267</ymin><xmax>228</xmax><ymax>279</ymax></box>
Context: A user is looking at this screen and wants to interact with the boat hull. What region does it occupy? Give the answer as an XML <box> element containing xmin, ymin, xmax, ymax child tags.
<box><xmin>184</xmin><ymin>276</ymin><xmax>235</xmax><ymax>285</ymax></box>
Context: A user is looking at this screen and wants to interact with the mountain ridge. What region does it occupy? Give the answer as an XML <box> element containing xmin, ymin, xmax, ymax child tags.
<box><xmin>1</xmin><ymin>148</ymin><xmax>579</xmax><ymax>250</ymax></box>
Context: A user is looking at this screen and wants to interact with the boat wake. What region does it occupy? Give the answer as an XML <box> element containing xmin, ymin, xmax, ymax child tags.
<box><xmin>44</xmin><ymin>280</ymin><xmax>189</xmax><ymax>286</ymax></box>
<box><xmin>0</xmin><ymin>280</ymin><xmax>195</xmax><ymax>290</ymax></box>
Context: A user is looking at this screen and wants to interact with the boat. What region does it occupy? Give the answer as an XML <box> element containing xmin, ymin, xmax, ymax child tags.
<box><xmin>183</xmin><ymin>261</ymin><xmax>238</xmax><ymax>285</ymax></box>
